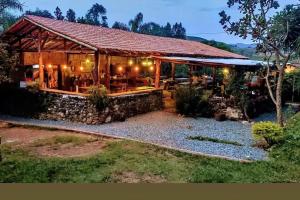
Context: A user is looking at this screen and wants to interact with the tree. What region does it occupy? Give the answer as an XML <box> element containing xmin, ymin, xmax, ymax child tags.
<box><xmin>129</xmin><ymin>12</ymin><xmax>143</xmax><ymax>32</ymax></box>
<box><xmin>0</xmin><ymin>12</ymin><xmax>18</xmax><ymax>31</ymax></box>
<box><xmin>163</xmin><ymin>22</ymin><xmax>173</xmax><ymax>37</ymax></box>
<box><xmin>0</xmin><ymin>0</ymin><xmax>23</xmax><ymax>30</ymax></box>
<box><xmin>140</xmin><ymin>22</ymin><xmax>164</xmax><ymax>36</ymax></box>
<box><xmin>85</xmin><ymin>3</ymin><xmax>108</xmax><ymax>27</ymax></box>
<box><xmin>77</xmin><ymin>16</ymin><xmax>88</xmax><ymax>24</ymax></box>
<box><xmin>25</xmin><ymin>9</ymin><xmax>54</xmax><ymax>19</ymax></box>
<box><xmin>0</xmin><ymin>0</ymin><xmax>23</xmax><ymax>14</ymax></box>
<box><xmin>219</xmin><ymin>0</ymin><xmax>300</xmax><ymax>126</ymax></box>
<box><xmin>112</xmin><ymin>21</ymin><xmax>130</xmax><ymax>31</ymax></box>
<box><xmin>54</xmin><ymin>6</ymin><xmax>64</xmax><ymax>20</ymax></box>
<box><xmin>0</xmin><ymin>42</ymin><xmax>18</xmax><ymax>84</ymax></box>
<box><xmin>66</xmin><ymin>9</ymin><xmax>76</xmax><ymax>22</ymax></box>
<box><xmin>172</xmin><ymin>23</ymin><xmax>186</xmax><ymax>39</ymax></box>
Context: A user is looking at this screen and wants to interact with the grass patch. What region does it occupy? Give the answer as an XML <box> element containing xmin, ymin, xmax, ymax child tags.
<box><xmin>188</xmin><ymin>136</ymin><xmax>243</xmax><ymax>146</ymax></box>
<box><xmin>0</xmin><ymin>114</ymin><xmax>300</xmax><ymax>183</ymax></box>
<box><xmin>31</xmin><ymin>135</ymin><xmax>98</xmax><ymax>147</ymax></box>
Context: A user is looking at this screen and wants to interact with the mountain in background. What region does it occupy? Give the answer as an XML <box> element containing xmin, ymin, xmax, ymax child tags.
<box><xmin>187</xmin><ymin>36</ymin><xmax>261</xmax><ymax>60</ymax></box>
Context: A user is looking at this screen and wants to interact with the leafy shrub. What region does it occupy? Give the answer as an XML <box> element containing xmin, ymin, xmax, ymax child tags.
<box><xmin>0</xmin><ymin>84</ymin><xmax>49</xmax><ymax>116</ymax></box>
<box><xmin>174</xmin><ymin>86</ymin><xmax>212</xmax><ymax>117</ymax></box>
<box><xmin>88</xmin><ymin>85</ymin><xmax>109</xmax><ymax>111</ymax></box>
<box><xmin>26</xmin><ymin>81</ymin><xmax>40</xmax><ymax>93</ymax></box>
<box><xmin>252</xmin><ymin>122</ymin><xmax>284</xmax><ymax>147</ymax></box>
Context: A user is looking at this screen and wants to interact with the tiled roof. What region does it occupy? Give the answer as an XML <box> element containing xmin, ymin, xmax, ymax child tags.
<box><xmin>22</xmin><ymin>15</ymin><xmax>246</xmax><ymax>59</ymax></box>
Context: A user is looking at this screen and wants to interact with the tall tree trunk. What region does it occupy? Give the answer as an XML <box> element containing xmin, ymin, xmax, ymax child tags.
<box><xmin>276</xmin><ymin>67</ymin><xmax>284</xmax><ymax>127</ymax></box>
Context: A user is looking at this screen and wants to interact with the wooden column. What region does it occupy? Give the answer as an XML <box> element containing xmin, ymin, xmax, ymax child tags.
<box><xmin>189</xmin><ymin>65</ymin><xmax>193</xmax><ymax>86</ymax></box>
<box><xmin>38</xmin><ymin>32</ymin><xmax>44</xmax><ymax>89</ymax></box>
<box><xmin>155</xmin><ymin>59</ymin><xmax>162</xmax><ymax>89</ymax></box>
<box><xmin>171</xmin><ymin>63</ymin><xmax>176</xmax><ymax>81</ymax></box>
<box><xmin>93</xmin><ymin>51</ymin><xmax>100</xmax><ymax>85</ymax></box>
<box><xmin>105</xmin><ymin>55</ymin><xmax>111</xmax><ymax>91</ymax></box>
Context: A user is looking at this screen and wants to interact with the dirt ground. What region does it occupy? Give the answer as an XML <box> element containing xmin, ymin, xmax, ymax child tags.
<box><xmin>0</xmin><ymin>121</ymin><xmax>114</xmax><ymax>158</ymax></box>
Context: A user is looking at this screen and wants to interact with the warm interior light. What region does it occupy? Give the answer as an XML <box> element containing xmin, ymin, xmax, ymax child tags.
<box><xmin>149</xmin><ymin>66</ymin><xmax>154</xmax><ymax>71</ymax></box>
<box><xmin>48</xmin><ymin>64</ymin><xmax>52</xmax><ymax>68</ymax></box>
<box><xmin>134</xmin><ymin>66</ymin><xmax>140</xmax><ymax>72</ymax></box>
<box><xmin>142</xmin><ymin>60</ymin><xmax>148</xmax><ymax>66</ymax></box>
<box><xmin>86</xmin><ymin>59</ymin><xmax>90</xmax><ymax>63</ymax></box>
<box><xmin>285</xmin><ymin>66</ymin><xmax>295</xmax><ymax>74</ymax></box>
<box><xmin>128</xmin><ymin>59</ymin><xmax>134</xmax><ymax>66</ymax></box>
<box><xmin>147</xmin><ymin>61</ymin><xmax>153</xmax><ymax>66</ymax></box>
<box><xmin>63</xmin><ymin>65</ymin><xmax>67</xmax><ymax>69</ymax></box>
<box><xmin>80</xmin><ymin>66</ymin><xmax>84</xmax><ymax>71</ymax></box>
<box><xmin>223</xmin><ymin>68</ymin><xmax>229</xmax><ymax>75</ymax></box>
<box><xmin>118</xmin><ymin>66</ymin><xmax>123</xmax><ymax>72</ymax></box>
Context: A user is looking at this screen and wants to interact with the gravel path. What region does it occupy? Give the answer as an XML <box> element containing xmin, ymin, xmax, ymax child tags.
<box><xmin>0</xmin><ymin>112</ymin><xmax>267</xmax><ymax>161</ymax></box>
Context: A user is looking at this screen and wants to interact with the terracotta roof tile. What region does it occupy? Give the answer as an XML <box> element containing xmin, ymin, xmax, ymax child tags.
<box><xmin>24</xmin><ymin>15</ymin><xmax>246</xmax><ymax>59</ymax></box>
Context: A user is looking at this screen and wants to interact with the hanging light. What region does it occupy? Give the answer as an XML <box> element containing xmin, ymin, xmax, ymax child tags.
<box><xmin>86</xmin><ymin>58</ymin><xmax>90</xmax><ymax>64</ymax></box>
<box><xmin>80</xmin><ymin>66</ymin><xmax>84</xmax><ymax>71</ymax></box>
<box><xmin>63</xmin><ymin>65</ymin><xmax>67</xmax><ymax>70</ymax></box>
<box><xmin>149</xmin><ymin>66</ymin><xmax>154</xmax><ymax>72</ymax></box>
<box><xmin>223</xmin><ymin>68</ymin><xmax>229</xmax><ymax>75</ymax></box>
<box><xmin>142</xmin><ymin>60</ymin><xmax>148</xmax><ymax>66</ymax></box>
<box><xmin>118</xmin><ymin>66</ymin><xmax>123</xmax><ymax>72</ymax></box>
<box><xmin>134</xmin><ymin>66</ymin><xmax>140</xmax><ymax>72</ymax></box>
<box><xmin>128</xmin><ymin>59</ymin><xmax>134</xmax><ymax>66</ymax></box>
<box><xmin>147</xmin><ymin>60</ymin><xmax>153</xmax><ymax>66</ymax></box>
<box><xmin>48</xmin><ymin>64</ymin><xmax>52</xmax><ymax>68</ymax></box>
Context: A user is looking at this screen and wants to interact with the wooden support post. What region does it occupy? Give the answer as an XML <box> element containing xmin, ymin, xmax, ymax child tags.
<box><xmin>93</xmin><ymin>51</ymin><xmax>100</xmax><ymax>85</ymax></box>
<box><xmin>171</xmin><ymin>63</ymin><xmax>176</xmax><ymax>81</ymax></box>
<box><xmin>38</xmin><ymin>32</ymin><xmax>44</xmax><ymax>89</ymax></box>
<box><xmin>189</xmin><ymin>65</ymin><xmax>193</xmax><ymax>86</ymax></box>
<box><xmin>155</xmin><ymin>59</ymin><xmax>162</xmax><ymax>89</ymax></box>
<box><xmin>105</xmin><ymin>55</ymin><xmax>111</xmax><ymax>91</ymax></box>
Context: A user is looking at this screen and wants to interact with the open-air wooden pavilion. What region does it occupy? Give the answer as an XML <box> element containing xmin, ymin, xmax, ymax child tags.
<box><xmin>2</xmin><ymin>15</ymin><xmax>260</xmax><ymax>96</ymax></box>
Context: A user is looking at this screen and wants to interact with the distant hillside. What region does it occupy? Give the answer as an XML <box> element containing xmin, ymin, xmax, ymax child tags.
<box><xmin>187</xmin><ymin>36</ymin><xmax>262</xmax><ymax>60</ymax></box>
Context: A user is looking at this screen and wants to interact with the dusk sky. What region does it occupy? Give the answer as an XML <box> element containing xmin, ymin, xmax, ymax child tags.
<box><xmin>21</xmin><ymin>0</ymin><xmax>299</xmax><ymax>44</ymax></box>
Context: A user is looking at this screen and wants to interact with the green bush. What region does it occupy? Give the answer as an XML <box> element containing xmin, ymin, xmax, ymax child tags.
<box><xmin>252</xmin><ymin>122</ymin><xmax>284</xmax><ymax>147</ymax></box>
<box><xmin>174</xmin><ymin>86</ymin><xmax>212</xmax><ymax>117</ymax></box>
<box><xmin>88</xmin><ymin>85</ymin><xmax>109</xmax><ymax>111</ymax></box>
<box><xmin>0</xmin><ymin>84</ymin><xmax>49</xmax><ymax>116</ymax></box>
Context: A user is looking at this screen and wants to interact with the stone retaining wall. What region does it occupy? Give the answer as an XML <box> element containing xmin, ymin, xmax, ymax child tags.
<box><xmin>38</xmin><ymin>90</ymin><xmax>163</xmax><ymax>125</ymax></box>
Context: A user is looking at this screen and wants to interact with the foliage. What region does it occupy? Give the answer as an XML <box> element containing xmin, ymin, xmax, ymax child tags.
<box><xmin>175</xmin><ymin>86</ymin><xmax>212</xmax><ymax>117</ymax></box>
<box><xmin>219</xmin><ymin>0</ymin><xmax>300</xmax><ymax>126</ymax></box>
<box><xmin>88</xmin><ymin>85</ymin><xmax>109</xmax><ymax>111</ymax></box>
<box><xmin>112</xmin><ymin>21</ymin><xmax>130</xmax><ymax>31</ymax></box>
<box><xmin>54</xmin><ymin>6</ymin><xmax>64</xmax><ymax>20</ymax></box>
<box><xmin>85</xmin><ymin>3</ymin><xmax>108</xmax><ymax>27</ymax></box>
<box><xmin>0</xmin><ymin>42</ymin><xmax>18</xmax><ymax>84</ymax></box>
<box><xmin>271</xmin><ymin>113</ymin><xmax>300</xmax><ymax>164</ymax></box>
<box><xmin>0</xmin><ymin>0</ymin><xmax>22</xmax><ymax>31</ymax></box>
<box><xmin>25</xmin><ymin>9</ymin><xmax>54</xmax><ymax>19</ymax></box>
<box><xmin>252</xmin><ymin>122</ymin><xmax>284</xmax><ymax>147</ymax></box>
<box><xmin>171</xmin><ymin>22</ymin><xmax>186</xmax><ymax>39</ymax></box>
<box><xmin>66</xmin><ymin>9</ymin><xmax>76</xmax><ymax>22</ymax></box>
<box><xmin>0</xmin><ymin>11</ymin><xmax>18</xmax><ymax>31</ymax></box>
<box><xmin>0</xmin><ymin>0</ymin><xmax>23</xmax><ymax>14</ymax></box>
<box><xmin>284</xmin><ymin>106</ymin><xmax>296</xmax><ymax>122</ymax></box>
<box><xmin>283</xmin><ymin>69</ymin><xmax>300</xmax><ymax>102</ymax></box>
<box><xmin>0</xmin><ymin>84</ymin><xmax>49</xmax><ymax>116</ymax></box>
<box><xmin>129</xmin><ymin>12</ymin><xmax>143</xmax><ymax>32</ymax></box>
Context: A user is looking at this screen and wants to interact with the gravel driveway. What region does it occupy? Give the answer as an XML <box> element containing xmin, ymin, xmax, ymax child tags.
<box><xmin>0</xmin><ymin>111</ymin><xmax>267</xmax><ymax>161</ymax></box>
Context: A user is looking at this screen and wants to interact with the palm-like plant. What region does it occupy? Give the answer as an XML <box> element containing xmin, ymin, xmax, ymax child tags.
<box><xmin>0</xmin><ymin>0</ymin><xmax>23</xmax><ymax>14</ymax></box>
<box><xmin>129</xmin><ymin>12</ymin><xmax>143</xmax><ymax>33</ymax></box>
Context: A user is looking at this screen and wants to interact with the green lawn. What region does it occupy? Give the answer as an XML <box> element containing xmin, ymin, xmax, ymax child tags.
<box><xmin>0</xmin><ymin>114</ymin><xmax>300</xmax><ymax>183</ymax></box>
